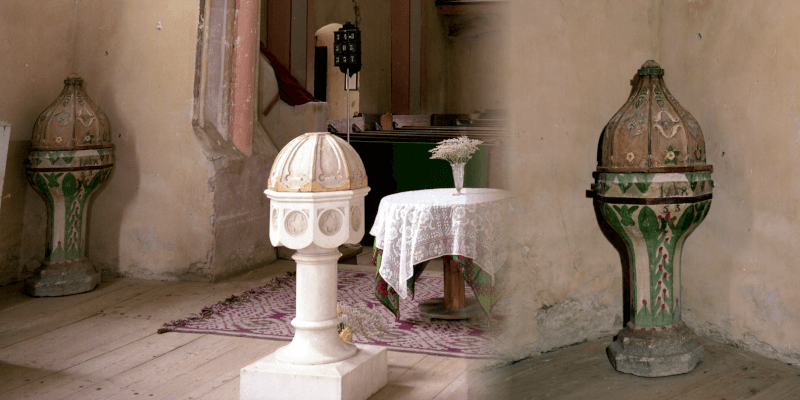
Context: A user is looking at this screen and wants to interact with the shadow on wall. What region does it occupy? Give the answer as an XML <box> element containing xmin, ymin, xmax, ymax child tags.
<box><xmin>86</xmin><ymin>76</ymin><xmax>140</xmax><ymax>278</ymax></box>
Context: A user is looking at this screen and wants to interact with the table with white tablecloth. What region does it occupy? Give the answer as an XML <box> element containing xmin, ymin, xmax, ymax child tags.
<box><xmin>369</xmin><ymin>188</ymin><xmax>512</xmax><ymax>320</ymax></box>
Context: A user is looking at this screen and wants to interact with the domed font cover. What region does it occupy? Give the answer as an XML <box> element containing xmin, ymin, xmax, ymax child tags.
<box><xmin>599</xmin><ymin>61</ymin><xmax>711</xmax><ymax>172</ymax></box>
<box><xmin>268</xmin><ymin>132</ymin><xmax>368</xmax><ymax>192</ymax></box>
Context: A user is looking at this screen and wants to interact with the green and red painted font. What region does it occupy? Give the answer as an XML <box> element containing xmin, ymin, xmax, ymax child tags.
<box><xmin>24</xmin><ymin>76</ymin><xmax>114</xmax><ymax>296</ymax></box>
<box><xmin>597</xmin><ymin>172</ymin><xmax>712</xmax><ymax>329</ymax></box>
<box><xmin>594</xmin><ymin>61</ymin><xmax>712</xmax><ymax>376</ymax></box>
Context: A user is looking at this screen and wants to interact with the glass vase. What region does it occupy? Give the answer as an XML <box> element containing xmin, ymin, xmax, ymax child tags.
<box><xmin>450</xmin><ymin>162</ymin><xmax>465</xmax><ymax>195</ymax></box>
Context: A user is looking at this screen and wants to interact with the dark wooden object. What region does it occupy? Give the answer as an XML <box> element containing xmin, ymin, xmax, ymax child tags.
<box><xmin>418</xmin><ymin>256</ymin><xmax>482</xmax><ymax>321</ymax></box>
<box><xmin>443</xmin><ymin>256</ymin><xmax>465</xmax><ymax>309</ymax></box>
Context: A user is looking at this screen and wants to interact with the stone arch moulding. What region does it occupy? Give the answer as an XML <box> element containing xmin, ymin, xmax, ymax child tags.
<box><xmin>192</xmin><ymin>0</ymin><xmax>261</xmax><ymax>156</ymax></box>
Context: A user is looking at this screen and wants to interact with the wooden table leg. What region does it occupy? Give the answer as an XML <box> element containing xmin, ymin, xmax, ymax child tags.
<box><xmin>444</xmin><ymin>255</ymin><xmax>466</xmax><ymax>310</ymax></box>
<box><xmin>418</xmin><ymin>255</ymin><xmax>481</xmax><ymax>321</ymax></box>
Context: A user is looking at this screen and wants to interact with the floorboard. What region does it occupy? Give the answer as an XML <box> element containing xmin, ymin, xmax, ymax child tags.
<box><xmin>1</xmin><ymin>256</ymin><xmax>798</xmax><ymax>399</ymax></box>
<box><xmin>470</xmin><ymin>336</ymin><xmax>800</xmax><ymax>400</ymax></box>
<box><xmin>0</xmin><ymin>259</ymin><xmax>471</xmax><ymax>399</ymax></box>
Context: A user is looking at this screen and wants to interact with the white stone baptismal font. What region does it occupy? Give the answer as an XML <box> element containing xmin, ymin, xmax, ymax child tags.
<box><xmin>240</xmin><ymin>132</ymin><xmax>387</xmax><ymax>400</ymax></box>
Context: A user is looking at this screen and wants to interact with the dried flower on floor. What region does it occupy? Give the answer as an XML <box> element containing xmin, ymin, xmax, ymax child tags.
<box><xmin>429</xmin><ymin>136</ymin><xmax>483</xmax><ymax>164</ymax></box>
<box><xmin>339</xmin><ymin>326</ymin><xmax>354</xmax><ymax>342</ymax></box>
<box><xmin>337</xmin><ymin>302</ymin><xmax>388</xmax><ymax>342</ymax></box>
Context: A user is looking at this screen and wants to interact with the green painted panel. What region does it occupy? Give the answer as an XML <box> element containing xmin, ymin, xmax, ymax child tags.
<box><xmin>390</xmin><ymin>142</ymin><xmax>488</xmax><ymax>192</ymax></box>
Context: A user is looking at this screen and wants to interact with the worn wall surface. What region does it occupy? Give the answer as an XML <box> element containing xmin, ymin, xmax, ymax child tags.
<box><xmin>498</xmin><ymin>0</ymin><xmax>660</xmax><ymax>360</ymax></box>
<box><xmin>658</xmin><ymin>0</ymin><xmax>800</xmax><ymax>366</ymax></box>
<box><xmin>0</xmin><ymin>1</ymin><xmax>77</xmax><ymax>285</ymax></box>
<box><xmin>440</xmin><ymin>10</ymin><xmax>509</xmax><ymax>114</ymax></box>
<box><xmin>68</xmin><ymin>0</ymin><xmax>215</xmax><ymax>279</ymax></box>
<box><xmin>314</xmin><ymin>0</ymin><xmax>391</xmax><ymax>116</ymax></box>
<box><xmin>1</xmin><ymin>0</ymin><xmax>282</xmax><ymax>284</ymax></box>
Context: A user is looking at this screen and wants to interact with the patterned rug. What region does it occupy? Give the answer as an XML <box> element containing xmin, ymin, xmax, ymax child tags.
<box><xmin>158</xmin><ymin>270</ymin><xmax>498</xmax><ymax>359</ymax></box>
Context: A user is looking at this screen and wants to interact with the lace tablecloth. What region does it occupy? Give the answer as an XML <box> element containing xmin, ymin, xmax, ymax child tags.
<box><xmin>370</xmin><ymin>188</ymin><xmax>513</xmax><ymax>299</ymax></box>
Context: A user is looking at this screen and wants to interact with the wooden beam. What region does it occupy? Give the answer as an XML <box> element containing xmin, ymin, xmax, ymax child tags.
<box><xmin>306</xmin><ymin>0</ymin><xmax>315</xmax><ymax>93</ymax></box>
<box><xmin>290</xmin><ymin>0</ymin><xmax>307</xmax><ymax>86</ymax></box>
<box><xmin>420</xmin><ymin>0</ymin><xmax>427</xmax><ymax>112</ymax></box>
<box><xmin>391</xmin><ymin>0</ymin><xmax>410</xmax><ymax>115</ymax></box>
<box><xmin>436</xmin><ymin>1</ymin><xmax>508</xmax><ymax>15</ymax></box>
<box><xmin>267</xmin><ymin>0</ymin><xmax>292</xmax><ymax>70</ymax></box>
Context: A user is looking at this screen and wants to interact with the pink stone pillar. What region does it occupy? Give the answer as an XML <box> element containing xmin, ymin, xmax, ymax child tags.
<box><xmin>231</xmin><ymin>0</ymin><xmax>260</xmax><ymax>156</ymax></box>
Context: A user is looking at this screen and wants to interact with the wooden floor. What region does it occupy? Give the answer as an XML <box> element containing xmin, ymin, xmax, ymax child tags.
<box><xmin>1</xmin><ymin>254</ymin><xmax>798</xmax><ymax>399</ymax></box>
<box><xmin>0</xmin><ymin>258</ymin><xmax>480</xmax><ymax>400</ymax></box>
<box><xmin>471</xmin><ymin>336</ymin><xmax>800</xmax><ymax>400</ymax></box>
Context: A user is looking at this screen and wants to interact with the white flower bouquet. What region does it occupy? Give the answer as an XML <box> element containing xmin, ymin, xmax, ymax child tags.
<box><xmin>428</xmin><ymin>136</ymin><xmax>483</xmax><ymax>164</ymax></box>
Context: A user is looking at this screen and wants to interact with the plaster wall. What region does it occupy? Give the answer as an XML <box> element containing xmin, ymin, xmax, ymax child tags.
<box><xmin>658</xmin><ymin>0</ymin><xmax>800</xmax><ymax>366</ymax></box>
<box><xmin>1</xmin><ymin>0</ymin><xmax>284</xmax><ymax>284</ymax></box>
<box><xmin>0</xmin><ymin>1</ymin><xmax>84</xmax><ymax>285</ymax></box>
<box><xmin>313</xmin><ymin>0</ymin><xmax>391</xmax><ymax>116</ymax></box>
<box><xmin>440</xmin><ymin>12</ymin><xmax>509</xmax><ymax>114</ymax></box>
<box><xmin>498</xmin><ymin>0</ymin><xmax>660</xmax><ymax>360</ymax></box>
<box><xmin>69</xmin><ymin>0</ymin><xmax>215</xmax><ymax>280</ymax></box>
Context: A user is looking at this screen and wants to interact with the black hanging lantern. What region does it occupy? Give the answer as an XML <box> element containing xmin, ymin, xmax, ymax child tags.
<box><xmin>334</xmin><ymin>21</ymin><xmax>361</xmax><ymax>77</ymax></box>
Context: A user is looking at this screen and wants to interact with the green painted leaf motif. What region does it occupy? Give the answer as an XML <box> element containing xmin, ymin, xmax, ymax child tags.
<box><xmin>85</xmin><ymin>171</ymin><xmax>105</xmax><ymax>192</ymax></box>
<box><xmin>654</xmin><ymin>85</ymin><xmax>664</xmax><ymax>108</ymax></box>
<box><xmin>61</xmin><ymin>152</ymin><xmax>75</xmax><ymax>164</ymax></box>
<box><xmin>693</xmin><ymin>202</ymin><xmax>707</xmax><ymax>223</ymax></box>
<box><xmin>634</xmin><ymin>306</ymin><xmax>654</xmax><ymax>327</ymax></box>
<box><xmin>47</xmin><ymin>152</ymin><xmax>61</xmax><ymax>165</ymax></box>
<box><xmin>34</xmin><ymin>173</ymin><xmax>50</xmax><ymax>195</ymax></box>
<box><xmin>675</xmin><ymin>204</ymin><xmax>695</xmax><ymax>232</ymax></box>
<box><xmin>49</xmin><ymin>243</ymin><xmax>65</xmax><ymax>262</ymax></box>
<box><xmin>61</xmin><ymin>173</ymin><xmax>78</xmax><ymax>197</ymax></box>
<box><xmin>612</xmin><ymin>205</ymin><xmax>639</xmax><ymax>226</ymax></box>
<box><xmin>700</xmin><ymin>181</ymin><xmax>706</xmax><ymax>191</ymax></box>
<box><xmin>635</xmin><ymin>182</ymin><xmax>650</xmax><ymax>193</ymax></box>
<box><xmin>699</xmin><ymin>200</ymin><xmax>712</xmax><ymax>223</ymax></box>
<box><xmin>690</xmin><ymin>181</ymin><xmax>698</xmax><ymax>191</ymax></box>
<box><xmin>45</xmin><ymin>173</ymin><xmax>63</xmax><ymax>188</ymax></box>
<box><xmin>635</xmin><ymin>85</ymin><xmax>649</xmax><ymax>108</ymax></box>
<box><xmin>619</xmin><ymin>183</ymin><xmax>633</xmax><ymax>194</ymax></box>
<box><xmin>638</xmin><ymin>206</ymin><xmax>662</xmax><ymax>242</ymax></box>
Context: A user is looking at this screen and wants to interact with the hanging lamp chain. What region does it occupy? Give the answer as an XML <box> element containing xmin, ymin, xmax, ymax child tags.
<box><xmin>352</xmin><ymin>0</ymin><xmax>361</xmax><ymax>27</ymax></box>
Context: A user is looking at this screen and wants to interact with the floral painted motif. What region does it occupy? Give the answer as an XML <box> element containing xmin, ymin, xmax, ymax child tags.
<box><xmin>665</xmin><ymin>144</ymin><xmax>680</xmax><ymax>165</ymax></box>
<box><xmin>635</xmin><ymin>85</ymin><xmax>649</xmax><ymax>108</ymax></box>
<box><xmin>654</xmin><ymin>85</ymin><xmax>664</xmax><ymax>108</ymax></box>
<box><xmin>28</xmin><ymin>168</ymin><xmax>112</xmax><ymax>263</ymax></box>
<box><xmin>603</xmin><ymin>200</ymin><xmax>712</xmax><ymax>328</ymax></box>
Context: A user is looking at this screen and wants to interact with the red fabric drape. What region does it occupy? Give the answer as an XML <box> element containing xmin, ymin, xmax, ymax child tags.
<box><xmin>260</xmin><ymin>41</ymin><xmax>316</xmax><ymax>110</ymax></box>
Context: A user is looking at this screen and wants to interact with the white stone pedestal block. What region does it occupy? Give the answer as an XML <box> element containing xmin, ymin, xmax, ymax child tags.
<box><xmin>240</xmin><ymin>344</ymin><xmax>387</xmax><ymax>400</ymax></box>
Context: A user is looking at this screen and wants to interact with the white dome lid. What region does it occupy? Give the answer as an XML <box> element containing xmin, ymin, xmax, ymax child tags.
<box><xmin>268</xmin><ymin>132</ymin><xmax>368</xmax><ymax>192</ymax></box>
